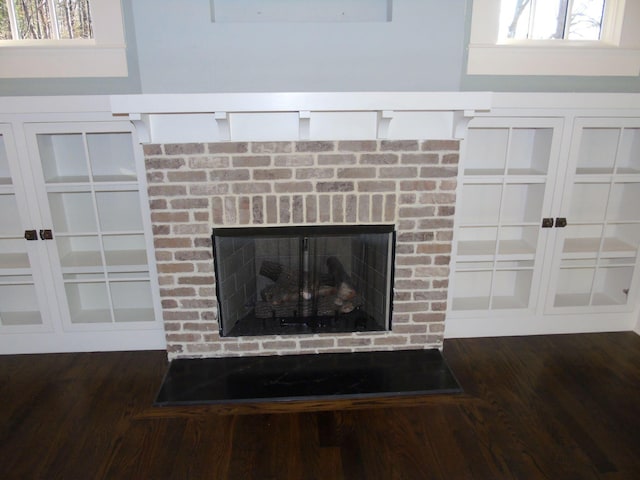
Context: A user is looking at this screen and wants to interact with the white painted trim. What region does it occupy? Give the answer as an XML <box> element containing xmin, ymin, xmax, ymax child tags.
<box><xmin>445</xmin><ymin>312</ymin><xmax>635</xmax><ymax>339</ymax></box>
<box><xmin>0</xmin><ymin>45</ymin><xmax>127</xmax><ymax>78</ymax></box>
<box><xmin>467</xmin><ymin>44</ymin><xmax>640</xmax><ymax>76</ymax></box>
<box><xmin>110</xmin><ymin>92</ymin><xmax>492</xmax><ymax>115</ymax></box>
<box><xmin>0</xmin><ymin>329</ymin><xmax>166</xmax><ymax>355</ymax></box>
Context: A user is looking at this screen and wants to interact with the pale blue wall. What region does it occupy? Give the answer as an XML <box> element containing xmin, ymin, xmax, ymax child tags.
<box><xmin>1</xmin><ymin>0</ymin><xmax>639</xmax><ymax>96</ymax></box>
<box><xmin>131</xmin><ymin>0</ymin><xmax>467</xmax><ymax>92</ymax></box>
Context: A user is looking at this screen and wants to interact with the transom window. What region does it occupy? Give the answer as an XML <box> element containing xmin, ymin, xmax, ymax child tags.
<box><xmin>0</xmin><ymin>0</ymin><xmax>93</xmax><ymax>41</ymax></box>
<box><xmin>499</xmin><ymin>0</ymin><xmax>606</xmax><ymax>41</ymax></box>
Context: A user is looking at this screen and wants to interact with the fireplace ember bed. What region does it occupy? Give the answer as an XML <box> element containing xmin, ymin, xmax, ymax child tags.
<box><xmin>212</xmin><ymin>225</ymin><xmax>395</xmax><ymax>337</ymax></box>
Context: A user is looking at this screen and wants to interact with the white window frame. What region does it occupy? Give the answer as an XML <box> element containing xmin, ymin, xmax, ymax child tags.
<box><xmin>467</xmin><ymin>0</ymin><xmax>640</xmax><ymax>76</ymax></box>
<box><xmin>0</xmin><ymin>0</ymin><xmax>127</xmax><ymax>78</ymax></box>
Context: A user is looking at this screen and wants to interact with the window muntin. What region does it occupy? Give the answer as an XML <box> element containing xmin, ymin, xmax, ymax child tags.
<box><xmin>1</xmin><ymin>0</ymin><xmax>92</xmax><ymax>41</ymax></box>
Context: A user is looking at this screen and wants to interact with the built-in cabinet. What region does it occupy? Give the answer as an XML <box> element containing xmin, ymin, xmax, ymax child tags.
<box><xmin>0</xmin><ymin>109</ymin><xmax>164</xmax><ymax>354</ymax></box>
<box><xmin>452</xmin><ymin>118</ymin><xmax>562</xmax><ymax>311</ymax></box>
<box><xmin>449</xmin><ymin>112</ymin><xmax>640</xmax><ymax>337</ymax></box>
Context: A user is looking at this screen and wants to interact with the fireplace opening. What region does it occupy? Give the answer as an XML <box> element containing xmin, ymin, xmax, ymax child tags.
<box><xmin>212</xmin><ymin>225</ymin><xmax>396</xmax><ymax>337</ymax></box>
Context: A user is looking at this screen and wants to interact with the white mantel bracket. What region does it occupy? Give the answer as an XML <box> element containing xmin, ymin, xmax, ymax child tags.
<box><xmin>128</xmin><ymin>113</ymin><xmax>151</xmax><ymax>144</ymax></box>
<box><xmin>452</xmin><ymin>109</ymin><xmax>480</xmax><ymax>140</ymax></box>
<box><xmin>376</xmin><ymin>110</ymin><xmax>395</xmax><ymax>139</ymax></box>
<box><xmin>214</xmin><ymin>111</ymin><xmax>230</xmax><ymax>140</ymax></box>
<box><xmin>298</xmin><ymin>111</ymin><xmax>311</xmax><ymax>140</ymax></box>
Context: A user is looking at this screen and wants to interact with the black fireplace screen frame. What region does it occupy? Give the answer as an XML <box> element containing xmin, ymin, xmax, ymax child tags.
<box><xmin>211</xmin><ymin>224</ymin><xmax>396</xmax><ymax>337</ymax></box>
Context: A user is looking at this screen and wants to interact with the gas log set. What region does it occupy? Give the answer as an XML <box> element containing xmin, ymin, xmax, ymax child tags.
<box><xmin>256</xmin><ymin>257</ymin><xmax>362</xmax><ymax>319</ymax></box>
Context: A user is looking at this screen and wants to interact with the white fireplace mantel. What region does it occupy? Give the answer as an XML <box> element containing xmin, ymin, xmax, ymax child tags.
<box><xmin>109</xmin><ymin>92</ymin><xmax>493</xmax><ymax>144</ymax></box>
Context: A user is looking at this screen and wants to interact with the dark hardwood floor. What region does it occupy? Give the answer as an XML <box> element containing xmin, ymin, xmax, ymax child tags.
<box><xmin>1</xmin><ymin>332</ymin><xmax>639</xmax><ymax>479</ymax></box>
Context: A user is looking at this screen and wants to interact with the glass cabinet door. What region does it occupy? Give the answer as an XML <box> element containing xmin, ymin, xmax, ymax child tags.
<box><xmin>25</xmin><ymin>123</ymin><xmax>157</xmax><ymax>328</ymax></box>
<box><xmin>451</xmin><ymin>118</ymin><xmax>562</xmax><ymax>312</ymax></box>
<box><xmin>0</xmin><ymin>125</ymin><xmax>48</xmax><ymax>331</ymax></box>
<box><xmin>549</xmin><ymin>119</ymin><xmax>640</xmax><ymax>311</ymax></box>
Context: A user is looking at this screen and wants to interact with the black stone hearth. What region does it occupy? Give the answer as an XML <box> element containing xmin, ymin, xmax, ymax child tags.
<box><xmin>154</xmin><ymin>349</ymin><xmax>462</xmax><ymax>406</ymax></box>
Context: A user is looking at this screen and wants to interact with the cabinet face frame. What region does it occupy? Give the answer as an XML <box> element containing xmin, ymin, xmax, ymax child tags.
<box><xmin>22</xmin><ymin>121</ymin><xmax>163</xmax><ymax>333</ymax></box>
<box><xmin>0</xmin><ymin>123</ymin><xmax>54</xmax><ymax>333</ymax></box>
<box><xmin>451</xmin><ymin>116</ymin><xmax>564</xmax><ymax>314</ymax></box>
<box><xmin>545</xmin><ymin>117</ymin><xmax>640</xmax><ymax>314</ymax></box>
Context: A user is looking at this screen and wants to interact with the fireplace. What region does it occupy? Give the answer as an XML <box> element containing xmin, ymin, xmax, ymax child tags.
<box><xmin>212</xmin><ymin>224</ymin><xmax>395</xmax><ymax>337</ymax></box>
<box><xmin>143</xmin><ymin>139</ymin><xmax>459</xmax><ymax>358</ymax></box>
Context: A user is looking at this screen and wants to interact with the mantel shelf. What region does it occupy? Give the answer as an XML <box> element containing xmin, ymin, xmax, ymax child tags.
<box><xmin>109</xmin><ymin>92</ymin><xmax>492</xmax><ymax>143</ymax></box>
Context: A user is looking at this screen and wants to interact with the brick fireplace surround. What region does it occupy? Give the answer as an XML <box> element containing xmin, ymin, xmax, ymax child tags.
<box><xmin>144</xmin><ymin>139</ymin><xmax>459</xmax><ymax>359</ymax></box>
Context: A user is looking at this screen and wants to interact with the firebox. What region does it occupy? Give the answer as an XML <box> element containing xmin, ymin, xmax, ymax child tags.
<box><xmin>212</xmin><ymin>225</ymin><xmax>395</xmax><ymax>337</ymax></box>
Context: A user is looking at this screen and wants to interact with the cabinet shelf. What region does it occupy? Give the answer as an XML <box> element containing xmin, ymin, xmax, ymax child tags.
<box><xmin>563</xmin><ymin>237</ymin><xmax>638</xmax><ymax>258</ymax></box>
<box><xmin>68</xmin><ymin>306</ymin><xmax>154</xmax><ymax>325</ymax></box>
<box><xmin>0</xmin><ymin>311</ymin><xmax>42</xmax><ymax>326</ymax></box>
<box><xmin>491</xmin><ymin>296</ymin><xmax>529</xmax><ymax>309</ymax></box>
<box><xmin>0</xmin><ymin>253</ymin><xmax>31</xmax><ymax>271</ymax></box>
<box><xmin>451</xmin><ymin>296</ymin><xmax>490</xmax><ymax>311</ymax></box>
<box><xmin>45</xmin><ymin>174</ymin><xmax>137</xmax><ymax>184</ymax></box>
<box><xmin>457</xmin><ymin>239</ymin><xmax>537</xmax><ymax>258</ymax></box>
<box><xmin>59</xmin><ymin>249</ymin><xmax>149</xmax><ymax>272</ymax></box>
<box><xmin>554</xmin><ymin>292</ymin><xmax>621</xmax><ymax>307</ymax></box>
<box><xmin>114</xmin><ymin>307</ymin><xmax>155</xmax><ymax>323</ymax></box>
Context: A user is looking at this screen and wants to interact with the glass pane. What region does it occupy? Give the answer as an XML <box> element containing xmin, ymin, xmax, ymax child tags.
<box><xmin>103</xmin><ymin>234</ymin><xmax>148</xmax><ymax>268</ymax></box>
<box><xmin>464</xmin><ymin>128</ymin><xmax>508</xmax><ymax>175</ymax></box>
<box><xmin>56</xmin><ymin>235</ymin><xmax>102</xmax><ymax>269</ymax></box>
<box><xmin>55</xmin><ymin>0</ymin><xmax>93</xmax><ymax>39</ymax></box>
<box><xmin>498</xmin><ymin>226</ymin><xmax>539</xmax><ymax>256</ymax></box>
<box><xmin>593</xmin><ymin>266</ymin><xmax>633</xmax><ymax>305</ymax></box>
<box><xmin>0</xmin><ymin>281</ymin><xmax>42</xmax><ymax>326</ymax></box>
<box><xmin>459</xmin><ymin>184</ymin><xmax>502</xmax><ymax>224</ymax></box>
<box><xmin>87</xmin><ymin>133</ymin><xmax>136</xmax><ymax>181</ymax></box>
<box><xmin>457</xmin><ymin>227</ymin><xmax>498</xmax><ymax>256</ymax></box>
<box><xmin>213</xmin><ymin>226</ymin><xmax>393</xmax><ymax>336</ymax></box>
<box><xmin>554</xmin><ymin>266</ymin><xmax>594</xmax><ymax>307</ymax></box>
<box><xmin>64</xmin><ymin>279</ymin><xmax>111</xmax><ymax>324</ymax></box>
<box><xmin>0</xmin><ymin>238</ymin><xmax>29</xmax><ymax>269</ymax></box>
<box><xmin>500</xmin><ymin>0</ymin><xmax>604</xmax><ymax>40</ymax></box>
<box><xmin>48</xmin><ymin>192</ymin><xmax>97</xmax><ymax>233</ymax></box>
<box><xmin>501</xmin><ymin>184</ymin><xmax>545</xmax><ymax>223</ymax></box>
<box><xmin>576</xmin><ymin>128</ymin><xmax>618</xmax><ymax>174</ymax></box>
<box><xmin>15</xmin><ymin>0</ymin><xmax>52</xmax><ymax>39</ymax></box>
<box><xmin>96</xmin><ymin>191</ymin><xmax>143</xmax><ymax>231</ymax></box>
<box><xmin>451</xmin><ymin>270</ymin><xmax>492</xmax><ymax>311</ymax></box>
<box><xmin>608</xmin><ymin>183</ymin><xmax>640</xmax><ymax>222</ymax></box>
<box><xmin>567</xmin><ymin>0</ymin><xmax>605</xmax><ymax>40</ymax></box>
<box><xmin>568</xmin><ymin>183</ymin><xmax>610</xmax><ymax>222</ymax></box>
<box><xmin>110</xmin><ymin>281</ymin><xmax>154</xmax><ymax>322</ymax></box>
<box><xmin>508</xmin><ymin>128</ymin><xmax>552</xmax><ymax>174</ymax></box>
<box><xmin>616</xmin><ymin>128</ymin><xmax>640</xmax><ymax>174</ymax></box>
<box><xmin>492</xmin><ymin>269</ymin><xmax>533</xmax><ymax>309</ymax></box>
<box><xmin>0</xmin><ymin>194</ymin><xmax>21</xmax><ymax>234</ymax></box>
<box><xmin>38</xmin><ymin>134</ymin><xmax>89</xmax><ymax>182</ymax></box>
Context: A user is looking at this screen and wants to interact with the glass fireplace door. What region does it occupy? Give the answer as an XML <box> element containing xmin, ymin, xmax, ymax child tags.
<box><xmin>212</xmin><ymin>225</ymin><xmax>395</xmax><ymax>337</ymax></box>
